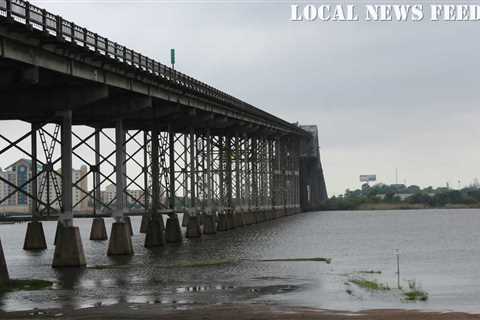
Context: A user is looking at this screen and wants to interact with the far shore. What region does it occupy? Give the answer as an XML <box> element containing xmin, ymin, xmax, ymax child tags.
<box><xmin>1</xmin><ymin>303</ymin><xmax>479</xmax><ymax>320</ymax></box>
<box><xmin>322</xmin><ymin>203</ymin><xmax>480</xmax><ymax>211</ymax></box>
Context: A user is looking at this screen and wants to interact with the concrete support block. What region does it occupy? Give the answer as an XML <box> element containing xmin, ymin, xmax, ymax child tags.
<box><xmin>139</xmin><ymin>213</ymin><xmax>150</xmax><ymax>234</ymax></box>
<box><xmin>249</xmin><ymin>211</ymin><xmax>256</xmax><ymax>224</ymax></box>
<box><xmin>217</xmin><ymin>213</ymin><xmax>228</xmax><ymax>232</ymax></box>
<box><xmin>186</xmin><ymin>215</ymin><xmax>201</xmax><ymax>238</ymax></box>
<box><xmin>90</xmin><ymin>217</ymin><xmax>108</xmax><ymax>241</ymax></box>
<box><xmin>181</xmin><ymin>212</ymin><xmax>190</xmax><ymax>227</ymax></box>
<box><xmin>124</xmin><ymin>216</ymin><xmax>133</xmax><ymax>236</ymax></box>
<box><xmin>23</xmin><ymin>221</ymin><xmax>47</xmax><ymax>250</ymax></box>
<box><xmin>226</xmin><ymin>212</ymin><xmax>235</xmax><ymax>230</ymax></box>
<box><xmin>271</xmin><ymin>210</ymin><xmax>278</xmax><ymax>220</ymax></box>
<box><xmin>165</xmin><ymin>214</ymin><xmax>182</xmax><ymax>243</ymax></box>
<box><xmin>53</xmin><ymin>221</ymin><xmax>64</xmax><ymax>245</ymax></box>
<box><xmin>264</xmin><ymin>210</ymin><xmax>272</xmax><ymax>221</ymax></box>
<box><xmin>234</xmin><ymin>211</ymin><xmax>245</xmax><ymax>227</ymax></box>
<box><xmin>107</xmin><ymin>222</ymin><xmax>133</xmax><ymax>256</ymax></box>
<box><xmin>52</xmin><ymin>226</ymin><xmax>86</xmax><ymax>268</ymax></box>
<box><xmin>0</xmin><ymin>237</ymin><xmax>9</xmax><ymax>286</ymax></box>
<box><xmin>203</xmin><ymin>214</ymin><xmax>217</xmax><ymax>235</ymax></box>
<box><xmin>260</xmin><ymin>210</ymin><xmax>267</xmax><ymax>222</ymax></box>
<box><xmin>144</xmin><ymin>219</ymin><xmax>164</xmax><ymax>248</ymax></box>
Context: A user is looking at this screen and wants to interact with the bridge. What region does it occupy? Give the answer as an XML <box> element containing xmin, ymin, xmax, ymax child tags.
<box><xmin>0</xmin><ymin>0</ymin><xmax>327</xmax><ymax>278</ymax></box>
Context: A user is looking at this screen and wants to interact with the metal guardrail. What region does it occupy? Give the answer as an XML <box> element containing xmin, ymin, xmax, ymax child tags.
<box><xmin>0</xmin><ymin>0</ymin><xmax>303</xmax><ymax>133</ymax></box>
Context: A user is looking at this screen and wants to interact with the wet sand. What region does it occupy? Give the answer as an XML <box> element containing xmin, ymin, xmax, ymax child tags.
<box><xmin>1</xmin><ymin>303</ymin><xmax>479</xmax><ymax>320</ymax></box>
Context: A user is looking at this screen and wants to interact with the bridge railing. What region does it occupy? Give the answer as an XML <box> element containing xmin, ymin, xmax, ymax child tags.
<box><xmin>0</xmin><ymin>0</ymin><xmax>300</xmax><ymax>132</ymax></box>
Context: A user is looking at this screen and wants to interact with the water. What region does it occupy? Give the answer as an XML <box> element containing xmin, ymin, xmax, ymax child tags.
<box><xmin>1</xmin><ymin>209</ymin><xmax>480</xmax><ymax>313</ymax></box>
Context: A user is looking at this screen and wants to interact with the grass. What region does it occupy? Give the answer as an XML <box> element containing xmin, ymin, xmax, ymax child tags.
<box><xmin>169</xmin><ymin>259</ymin><xmax>238</xmax><ymax>268</ymax></box>
<box><xmin>0</xmin><ymin>279</ymin><xmax>53</xmax><ymax>293</ymax></box>
<box><xmin>355</xmin><ymin>270</ymin><xmax>382</xmax><ymax>274</ymax></box>
<box><xmin>403</xmin><ymin>289</ymin><xmax>429</xmax><ymax>301</ymax></box>
<box><xmin>259</xmin><ymin>257</ymin><xmax>332</xmax><ymax>264</ymax></box>
<box><xmin>403</xmin><ymin>280</ymin><xmax>429</xmax><ymax>301</ymax></box>
<box><xmin>349</xmin><ymin>278</ymin><xmax>390</xmax><ymax>291</ymax></box>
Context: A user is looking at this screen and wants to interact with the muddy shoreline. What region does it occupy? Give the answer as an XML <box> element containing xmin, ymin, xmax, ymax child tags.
<box><xmin>1</xmin><ymin>303</ymin><xmax>480</xmax><ymax>320</ymax></box>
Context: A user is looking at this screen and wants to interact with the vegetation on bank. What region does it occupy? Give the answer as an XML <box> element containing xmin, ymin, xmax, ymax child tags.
<box><xmin>346</xmin><ymin>276</ymin><xmax>429</xmax><ymax>302</ymax></box>
<box><xmin>321</xmin><ymin>183</ymin><xmax>480</xmax><ymax>211</ymax></box>
<box><xmin>259</xmin><ymin>257</ymin><xmax>332</xmax><ymax>264</ymax></box>
<box><xmin>0</xmin><ymin>279</ymin><xmax>53</xmax><ymax>293</ymax></box>
<box><xmin>349</xmin><ymin>278</ymin><xmax>390</xmax><ymax>291</ymax></box>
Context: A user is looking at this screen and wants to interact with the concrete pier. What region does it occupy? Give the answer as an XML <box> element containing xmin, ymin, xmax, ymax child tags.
<box><xmin>181</xmin><ymin>212</ymin><xmax>190</xmax><ymax>227</ymax></box>
<box><xmin>165</xmin><ymin>214</ymin><xmax>182</xmax><ymax>243</ymax></box>
<box><xmin>52</xmin><ymin>226</ymin><xmax>86</xmax><ymax>268</ymax></box>
<box><xmin>234</xmin><ymin>211</ymin><xmax>245</xmax><ymax>227</ymax></box>
<box><xmin>226</xmin><ymin>211</ymin><xmax>235</xmax><ymax>230</ymax></box>
<box><xmin>203</xmin><ymin>214</ymin><xmax>217</xmax><ymax>235</ymax></box>
<box><xmin>90</xmin><ymin>217</ymin><xmax>108</xmax><ymax>241</ymax></box>
<box><xmin>23</xmin><ymin>221</ymin><xmax>47</xmax><ymax>250</ymax></box>
<box><xmin>0</xmin><ymin>237</ymin><xmax>9</xmax><ymax>286</ymax></box>
<box><xmin>186</xmin><ymin>215</ymin><xmax>201</xmax><ymax>238</ymax></box>
<box><xmin>107</xmin><ymin>222</ymin><xmax>133</xmax><ymax>256</ymax></box>
<box><xmin>144</xmin><ymin>218</ymin><xmax>164</xmax><ymax>247</ymax></box>
<box><xmin>53</xmin><ymin>221</ymin><xmax>64</xmax><ymax>245</ymax></box>
<box><xmin>217</xmin><ymin>212</ymin><xmax>228</xmax><ymax>232</ymax></box>
<box><xmin>124</xmin><ymin>216</ymin><xmax>133</xmax><ymax>236</ymax></box>
<box><xmin>139</xmin><ymin>213</ymin><xmax>149</xmax><ymax>234</ymax></box>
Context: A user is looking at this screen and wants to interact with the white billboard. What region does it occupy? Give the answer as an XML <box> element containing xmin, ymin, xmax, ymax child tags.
<box><xmin>360</xmin><ymin>174</ymin><xmax>376</xmax><ymax>182</ymax></box>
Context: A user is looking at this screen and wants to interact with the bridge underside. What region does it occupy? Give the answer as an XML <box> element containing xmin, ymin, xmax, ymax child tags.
<box><xmin>0</xmin><ymin>5</ymin><xmax>327</xmax><ymax>270</ymax></box>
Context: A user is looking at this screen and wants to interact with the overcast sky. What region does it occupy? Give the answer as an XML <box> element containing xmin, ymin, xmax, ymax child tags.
<box><xmin>7</xmin><ymin>1</ymin><xmax>480</xmax><ymax>195</ymax></box>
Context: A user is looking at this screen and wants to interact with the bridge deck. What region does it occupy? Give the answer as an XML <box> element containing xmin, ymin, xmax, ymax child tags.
<box><xmin>0</xmin><ymin>0</ymin><xmax>306</xmax><ymax>136</ymax></box>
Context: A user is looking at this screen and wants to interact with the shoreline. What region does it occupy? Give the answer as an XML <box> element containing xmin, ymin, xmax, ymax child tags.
<box><xmin>1</xmin><ymin>303</ymin><xmax>480</xmax><ymax>320</ymax></box>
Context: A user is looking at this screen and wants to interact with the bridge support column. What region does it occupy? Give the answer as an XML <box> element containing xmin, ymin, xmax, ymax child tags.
<box><xmin>107</xmin><ymin>119</ymin><xmax>133</xmax><ymax>256</ymax></box>
<box><xmin>140</xmin><ymin>131</ymin><xmax>150</xmax><ymax>233</ymax></box>
<box><xmin>186</xmin><ymin>210</ymin><xmax>201</xmax><ymax>238</ymax></box>
<box><xmin>251</xmin><ymin>138</ymin><xmax>260</xmax><ymax>223</ymax></box>
<box><xmin>145</xmin><ymin>126</ymin><xmax>164</xmax><ymax>247</ymax></box>
<box><xmin>90</xmin><ymin>131</ymin><xmax>108</xmax><ymax>241</ymax></box>
<box><xmin>90</xmin><ymin>217</ymin><xmax>108</xmax><ymax>241</ymax></box>
<box><xmin>53</xmin><ymin>110</ymin><xmax>86</xmax><ymax>267</ymax></box>
<box><xmin>0</xmin><ymin>237</ymin><xmax>9</xmax><ymax>287</ymax></box>
<box><xmin>186</xmin><ymin>129</ymin><xmax>201</xmax><ymax>238</ymax></box>
<box><xmin>203</xmin><ymin>130</ymin><xmax>217</xmax><ymax>234</ymax></box>
<box><xmin>217</xmin><ymin>211</ymin><xmax>228</xmax><ymax>232</ymax></box>
<box><xmin>165</xmin><ymin>126</ymin><xmax>182</xmax><ymax>243</ymax></box>
<box><xmin>24</xmin><ymin>123</ymin><xmax>47</xmax><ymax>250</ymax></box>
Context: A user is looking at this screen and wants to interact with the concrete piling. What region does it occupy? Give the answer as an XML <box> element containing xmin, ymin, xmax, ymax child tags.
<box><xmin>107</xmin><ymin>222</ymin><xmax>133</xmax><ymax>256</ymax></box>
<box><xmin>90</xmin><ymin>217</ymin><xmax>108</xmax><ymax>241</ymax></box>
<box><xmin>181</xmin><ymin>212</ymin><xmax>190</xmax><ymax>227</ymax></box>
<box><xmin>52</xmin><ymin>226</ymin><xmax>86</xmax><ymax>268</ymax></box>
<box><xmin>186</xmin><ymin>215</ymin><xmax>201</xmax><ymax>238</ymax></box>
<box><xmin>0</xmin><ymin>237</ymin><xmax>9</xmax><ymax>286</ymax></box>
<box><xmin>23</xmin><ymin>221</ymin><xmax>47</xmax><ymax>250</ymax></box>
<box><xmin>165</xmin><ymin>214</ymin><xmax>182</xmax><ymax>243</ymax></box>
<box><xmin>139</xmin><ymin>213</ymin><xmax>149</xmax><ymax>234</ymax></box>
<box><xmin>234</xmin><ymin>211</ymin><xmax>245</xmax><ymax>227</ymax></box>
<box><xmin>53</xmin><ymin>221</ymin><xmax>64</xmax><ymax>245</ymax></box>
<box><xmin>226</xmin><ymin>211</ymin><xmax>235</xmax><ymax>230</ymax></box>
<box><xmin>144</xmin><ymin>218</ymin><xmax>164</xmax><ymax>248</ymax></box>
<box><xmin>216</xmin><ymin>212</ymin><xmax>228</xmax><ymax>232</ymax></box>
<box><xmin>203</xmin><ymin>214</ymin><xmax>216</xmax><ymax>235</ymax></box>
<box><xmin>124</xmin><ymin>216</ymin><xmax>133</xmax><ymax>236</ymax></box>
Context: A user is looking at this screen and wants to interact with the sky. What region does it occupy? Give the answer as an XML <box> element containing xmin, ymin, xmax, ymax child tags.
<box><xmin>4</xmin><ymin>0</ymin><xmax>480</xmax><ymax>195</ymax></box>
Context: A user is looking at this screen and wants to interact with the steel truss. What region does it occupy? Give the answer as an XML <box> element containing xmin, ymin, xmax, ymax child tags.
<box><xmin>0</xmin><ymin>121</ymin><xmax>302</xmax><ymax>221</ymax></box>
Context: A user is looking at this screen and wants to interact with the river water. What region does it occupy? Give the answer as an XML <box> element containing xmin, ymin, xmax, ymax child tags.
<box><xmin>0</xmin><ymin>209</ymin><xmax>479</xmax><ymax>313</ymax></box>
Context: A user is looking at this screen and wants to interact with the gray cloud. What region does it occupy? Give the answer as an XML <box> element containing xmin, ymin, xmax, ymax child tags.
<box><xmin>11</xmin><ymin>1</ymin><xmax>480</xmax><ymax>194</ymax></box>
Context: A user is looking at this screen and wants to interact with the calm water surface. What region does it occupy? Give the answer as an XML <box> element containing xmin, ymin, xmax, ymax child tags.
<box><xmin>1</xmin><ymin>209</ymin><xmax>479</xmax><ymax>313</ymax></box>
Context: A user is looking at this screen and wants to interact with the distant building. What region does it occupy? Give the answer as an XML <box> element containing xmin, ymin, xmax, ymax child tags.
<box><xmin>0</xmin><ymin>159</ymin><xmax>89</xmax><ymax>212</ymax></box>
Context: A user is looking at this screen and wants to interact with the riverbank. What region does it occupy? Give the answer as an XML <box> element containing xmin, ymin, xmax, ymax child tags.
<box><xmin>1</xmin><ymin>303</ymin><xmax>479</xmax><ymax>320</ymax></box>
<box><xmin>322</xmin><ymin>202</ymin><xmax>480</xmax><ymax>211</ymax></box>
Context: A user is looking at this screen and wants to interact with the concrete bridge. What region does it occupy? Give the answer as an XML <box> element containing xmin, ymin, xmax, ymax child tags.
<box><xmin>0</xmin><ymin>0</ymin><xmax>327</xmax><ymax>280</ymax></box>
